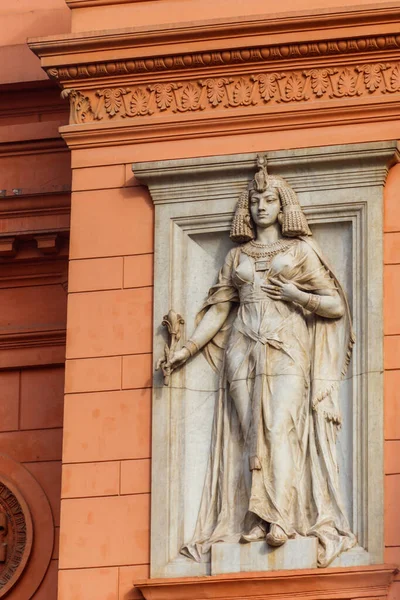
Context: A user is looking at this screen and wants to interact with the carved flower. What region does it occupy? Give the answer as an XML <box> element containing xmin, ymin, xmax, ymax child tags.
<box><xmin>284</xmin><ymin>74</ymin><xmax>304</xmax><ymax>101</ymax></box>
<box><xmin>203</xmin><ymin>78</ymin><xmax>229</xmax><ymax>107</ymax></box>
<box><xmin>390</xmin><ymin>65</ymin><xmax>400</xmax><ymax>91</ymax></box>
<box><xmin>337</xmin><ymin>68</ymin><xmax>357</xmax><ymax>96</ymax></box>
<box><xmin>130</xmin><ymin>87</ymin><xmax>150</xmax><ymax>116</ymax></box>
<box><xmin>151</xmin><ymin>83</ymin><xmax>174</xmax><ymax>111</ymax></box>
<box><xmin>63</xmin><ymin>90</ymin><xmax>94</xmax><ymax>123</ymax></box>
<box><xmin>76</xmin><ymin>95</ymin><xmax>91</xmax><ymax>117</ymax></box>
<box><xmin>232</xmin><ymin>78</ymin><xmax>252</xmax><ymax>105</ymax></box>
<box><xmin>47</xmin><ymin>68</ymin><xmax>59</xmax><ymax>79</ymax></box>
<box><xmin>162</xmin><ymin>310</ymin><xmax>185</xmax><ymax>341</ymax></box>
<box><xmin>359</xmin><ymin>64</ymin><xmax>386</xmax><ymax>92</ymax></box>
<box><xmin>255</xmin><ymin>73</ymin><xmax>281</xmax><ymax>102</ymax></box>
<box><xmin>180</xmin><ymin>83</ymin><xmax>200</xmax><ymax>111</ymax></box>
<box><xmin>306</xmin><ymin>69</ymin><xmax>333</xmax><ymax>97</ymax></box>
<box><xmin>97</xmin><ymin>88</ymin><xmax>129</xmax><ymax>117</ymax></box>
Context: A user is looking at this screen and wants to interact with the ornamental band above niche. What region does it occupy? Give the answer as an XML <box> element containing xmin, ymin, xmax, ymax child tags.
<box><xmin>63</xmin><ymin>61</ymin><xmax>400</xmax><ymax>124</ymax></box>
<box><xmin>158</xmin><ymin>157</ymin><xmax>356</xmax><ymax>570</ymax></box>
<box><xmin>28</xmin><ymin>18</ymin><xmax>400</xmax><ymax>140</ymax></box>
<box><xmin>134</xmin><ymin>143</ymin><xmax>393</xmax><ymax>578</ymax></box>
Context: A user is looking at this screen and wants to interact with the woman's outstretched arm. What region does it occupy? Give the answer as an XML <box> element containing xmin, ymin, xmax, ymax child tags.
<box><xmin>169</xmin><ymin>301</ymin><xmax>232</xmax><ymax>369</ymax></box>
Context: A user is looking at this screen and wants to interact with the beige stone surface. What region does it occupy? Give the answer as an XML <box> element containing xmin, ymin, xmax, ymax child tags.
<box><xmin>133</xmin><ymin>142</ymin><xmax>395</xmax><ymax>577</ymax></box>
<box><xmin>211</xmin><ymin>539</ymin><xmax>318</xmax><ymax>575</ymax></box>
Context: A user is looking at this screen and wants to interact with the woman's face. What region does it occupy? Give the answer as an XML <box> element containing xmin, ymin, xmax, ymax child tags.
<box><xmin>249</xmin><ymin>188</ymin><xmax>281</xmax><ymax>229</ymax></box>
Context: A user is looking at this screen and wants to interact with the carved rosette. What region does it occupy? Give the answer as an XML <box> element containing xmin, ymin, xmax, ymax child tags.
<box><xmin>0</xmin><ymin>479</ymin><xmax>33</xmax><ymax>597</ymax></box>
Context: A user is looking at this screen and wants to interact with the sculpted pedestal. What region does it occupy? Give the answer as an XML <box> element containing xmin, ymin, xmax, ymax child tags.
<box><xmin>211</xmin><ymin>539</ymin><xmax>319</xmax><ymax>575</ymax></box>
<box><xmin>211</xmin><ymin>541</ymin><xmax>371</xmax><ymax>575</ymax></box>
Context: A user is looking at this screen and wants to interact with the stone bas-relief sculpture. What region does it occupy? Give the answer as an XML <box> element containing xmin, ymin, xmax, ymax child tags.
<box><xmin>0</xmin><ymin>479</ymin><xmax>32</xmax><ymax>597</ymax></box>
<box><xmin>159</xmin><ymin>156</ymin><xmax>357</xmax><ymax>568</ymax></box>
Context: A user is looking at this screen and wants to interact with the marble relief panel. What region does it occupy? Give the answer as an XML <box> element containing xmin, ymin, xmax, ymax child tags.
<box><xmin>132</xmin><ymin>142</ymin><xmax>397</xmax><ymax>577</ymax></box>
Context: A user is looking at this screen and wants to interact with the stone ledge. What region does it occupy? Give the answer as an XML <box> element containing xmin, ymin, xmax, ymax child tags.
<box><xmin>133</xmin><ymin>141</ymin><xmax>400</xmax><ymax>201</ymax></box>
<box><xmin>134</xmin><ymin>565</ymin><xmax>397</xmax><ymax>600</ymax></box>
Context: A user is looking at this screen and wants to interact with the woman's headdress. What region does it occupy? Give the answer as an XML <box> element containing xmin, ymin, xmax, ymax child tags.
<box><xmin>230</xmin><ymin>155</ymin><xmax>312</xmax><ymax>242</ymax></box>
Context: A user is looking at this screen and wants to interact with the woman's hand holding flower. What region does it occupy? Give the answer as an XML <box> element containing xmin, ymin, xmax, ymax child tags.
<box><xmin>156</xmin><ymin>347</ymin><xmax>190</xmax><ymax>381</ymax></box>
<box><xmin>168</xmin><ymin>347</ymin><xmax>191</xmax><ymax>370</ymax></box>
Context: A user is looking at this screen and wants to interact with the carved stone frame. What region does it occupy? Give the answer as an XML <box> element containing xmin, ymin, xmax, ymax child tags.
<box><xmin>133</xmin><ymin>141</ymin><xmax>399</xmax><ymax>578</ymax></box>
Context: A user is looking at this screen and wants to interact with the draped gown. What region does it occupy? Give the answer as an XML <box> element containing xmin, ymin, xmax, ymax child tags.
<box><xmin>180</xmin><ymin>237</ymin><xmax>356</xmax><ymax>567</ymax></box>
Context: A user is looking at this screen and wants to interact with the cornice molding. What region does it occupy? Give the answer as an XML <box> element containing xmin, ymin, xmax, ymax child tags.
<box><xmin>44</xmin><ymin>34</ymin><xmax>400</xmax><ymax>83</ymax></box>
<box><xmin>0</xmin><ymin>330</ymin><xmax>66</xmax><ymax>352</ymax></box>
<box><xmin>66</xmin><ymin>0</ymin><xmax>154</xmax><ymax>6</ymax></box>
<box><xmin>0</xmin><ymin>84</ymin><xmax>68</xmax><ymax>125</ymax></box>
<box><xmin>133</xmin><ymin>141</ymin><xmax>400</xmax><ymax>201</ymax></box>
<box><xmin>0</xmin><ymin>192</ymin><xmax>70</xmax><ymax>215</ymax></box>
<box><xmin>28</xmin><ymin>4</ymin><xmax>400</xmax><ymax>146</ymax></box>
<box><xmin>0</xmin><ymin>139</ymin><xmax>67</xmax><ymax>158</ymax></box>
<box><xmin>0</xmin><ymin>232</ymin><xmax>69</xmax><ymax>260</ymax></box>
<box><xmin>0</xmin><ymin>192</ymin><xmax>70</xmax><ymax>258</ymax></box>
<box><xmin>0</xmin><ymin>257</ymin><xmax>68</xmax><ymax>289</ymax></box>
<box><xmin>0</xmin><ymin>330</ymin><xmax>67</xmax><ymax>369</ymax></box>
<box><xmin>0</xmin><ymin>249</ymin><xmax>68</xmax><ymax>369</ymax></box>
<box><xmin>135</xmin><ymin>565</ymin><xmax>397</xmax><ymax>600</ymax></box>
<box><xmin>29</xmin><ymin>3</ymin><xmax>400</xmax><ymax>63</ymax></box>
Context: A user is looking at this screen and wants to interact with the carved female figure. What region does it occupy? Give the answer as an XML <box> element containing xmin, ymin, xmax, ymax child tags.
<box><xmin>165</xmin><ymin>157</ymin><xmax>356</xmax><ymax>567</ymax></box>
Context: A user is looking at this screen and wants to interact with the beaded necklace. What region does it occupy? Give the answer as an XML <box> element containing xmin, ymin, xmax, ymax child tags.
<box><xmin>241</xmin><ymin>238</ymin><xmax>297</xmax><ymax>271</ymax></box>
<box><xmin>241</xmin><ymin>238</ymin><xmax>296</xmax><ymax>259</ymax></box>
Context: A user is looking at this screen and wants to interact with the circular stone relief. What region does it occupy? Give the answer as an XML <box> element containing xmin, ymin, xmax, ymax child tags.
<box><xmin>0</xmin><ymin>477</ymin><xmax>33</xmax><ymax>597</ymax></box>
<box><xmin>0</xmin><ymin>455</ymin><xmax>53</xmax><ymax>600</ymax></box>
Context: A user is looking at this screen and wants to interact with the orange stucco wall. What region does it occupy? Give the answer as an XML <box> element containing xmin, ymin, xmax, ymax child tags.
<box><xmin>0</xmin><ymin>2</ymin><xmax>71</xmax><ymax>598</ymax></box>
<box><xmin>0</xmin><ymin>0</ymin><xmax>70</xmax><ymax>85</ymax></box>
<box><xmin>2</xmin><ymin>0</ymin><xmax>400</xmax><ymax>598</ymax></box>
<box><xmin>0</xmin><ymin>143</ymin><xmax>70</xmax><ymax>598</ymax></box>
<box><xmin>60</xmin><ymin>128</ymin><xmax>400</xmax><ymax>599</ymax></box>
<box><xmin>0</xmin><ymin>367</ymin><xmax>64</xmax><ymax>597</ymax></box>
<box><xmin>70</xmin><ymin>0</ymin><xmax>396</xmax><ymax>32</ymax></box>
<box><xmin>59</xmin><ymin>170</ymin><xmax>153</xmax><ymax>599</ymax></box>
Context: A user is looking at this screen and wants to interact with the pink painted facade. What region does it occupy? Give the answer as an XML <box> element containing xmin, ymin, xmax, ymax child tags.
<box><xmin>0</xmin><ymin>1</ymin><xmax>399</xmax><ymax>598</ymax></box>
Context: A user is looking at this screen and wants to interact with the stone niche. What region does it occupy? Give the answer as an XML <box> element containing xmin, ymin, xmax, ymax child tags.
<box><xmin>133</xmin><ymin>141</ymin><xmax>398</xmax><ymax>579</ymax></box>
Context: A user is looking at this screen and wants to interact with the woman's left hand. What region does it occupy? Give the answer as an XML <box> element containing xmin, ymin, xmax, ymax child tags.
<box><xmin>261</xmin><ymin>277</ymin><xmax>303</xmax><ymax>303</ymax></box>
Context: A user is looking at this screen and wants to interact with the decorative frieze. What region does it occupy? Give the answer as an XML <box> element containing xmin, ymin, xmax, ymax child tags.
<box><xmin>28</xmin><ymin>5</ymin><xmax>400</xmax><ymax>141</ymax></box>
<box><xmin>63</xmin><ymin>61</ymin><xmax>400</xmax><ymax>124</ymax></box>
